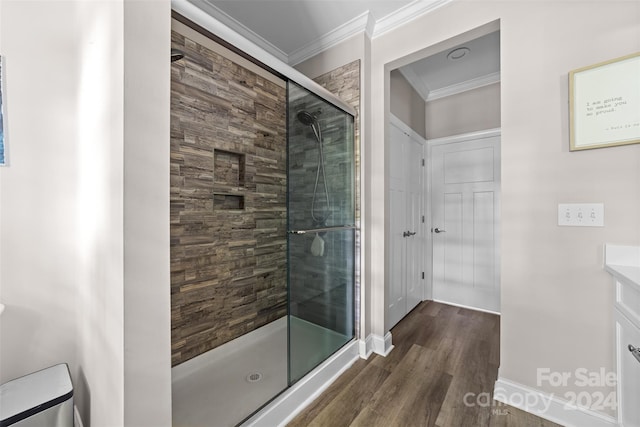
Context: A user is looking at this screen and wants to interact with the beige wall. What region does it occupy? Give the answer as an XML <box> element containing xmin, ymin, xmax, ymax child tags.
<box><xmin>123</xmin><ymin>1</ymin><xmax>172</xmax><ymax>425</ymax></box>
<box><xmin>371</xmin><ymin>0</ymin><xmax>640</xmax><ymax>413</ymax></box>
<box><xmin>0</xmin><ymin>0</ymin><xmax>80</xmax><ymax>388</ymax></box>
<box><xmin>75</xmin><ymin>2</ymin><xmax>126</xmax><ymax>424</ymax></box>
<box><xmin>390</xmin><ymin>69</ymin><xmax>426</xmax><ymax>138</ymax></box>
<box><xmin>425</xmin><ymin>83</ymin><xmax>500</xmax><ymax>139</ymax></box>
<box><xmin>0</xmin><ymin>1</ymin><xmax>171</xmax><ymax>426</ymax></box>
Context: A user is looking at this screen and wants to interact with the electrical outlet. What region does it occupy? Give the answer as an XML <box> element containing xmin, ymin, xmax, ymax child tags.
<box><xmin>558</xmin><ymin>203</ymin><xmax>604</xmax><ymax>227</ymax></box>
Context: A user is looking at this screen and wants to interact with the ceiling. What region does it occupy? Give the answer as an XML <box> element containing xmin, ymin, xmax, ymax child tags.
<box><xmin>190</xmin><ymin>0</ymin><xmax>499</xmax><ymax>99</ymax></box>
<box><xmin>398</xmin><ymin>30</ymin><xmax>500</xmax><ymax>101</ymax></box>
<box><xmin>194</xmin><ymin>0</ymin><xmax>449</xmax><ymax>64</ymax></box>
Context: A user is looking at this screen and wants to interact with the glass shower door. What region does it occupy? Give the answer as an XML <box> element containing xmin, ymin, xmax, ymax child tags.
<box><xmin>287</xmin><ymin>82</ymin><xmax>355</xmax><ymax>384</ymax></box>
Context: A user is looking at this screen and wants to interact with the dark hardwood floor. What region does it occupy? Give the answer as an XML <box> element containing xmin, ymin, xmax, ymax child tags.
<box><xmin>288</xmin><ymin>301</ymin><xmax>562</xmax><ymax>427</ymax></box>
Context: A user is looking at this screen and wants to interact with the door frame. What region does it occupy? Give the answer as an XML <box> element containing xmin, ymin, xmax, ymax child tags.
<box><xmin>386</xmin><ymin>114</ymin><xmax>427</xmax><ymax>330</ymax></box>
<box><xmin>425</xmin><ymin>128</ymin><xmax>501</xmax><ymax>312</ymax></box>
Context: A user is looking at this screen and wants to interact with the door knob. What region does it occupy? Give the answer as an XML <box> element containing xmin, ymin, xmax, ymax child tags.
<box><xmin>433</xmin><ymin>228</ymin><xmax>446</xmax><ymax>233</ymax></box>
<box><xmin>407</xmin><ymin>231</ymin><xmax>416</xmax><ymax>236</ymax></box>
<box><xmin>629</xmin><ymin>344</ymin><xmax>640</xmax><ymax>364</ymax></box>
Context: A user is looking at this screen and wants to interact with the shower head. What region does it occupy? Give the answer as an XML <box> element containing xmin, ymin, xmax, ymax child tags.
<box><xmin>171</xmin><ymin>48</ymin><xmax>185</xmax><ymax>63</ymax></box>
<box><xmin>297</xmin><ymin>110</ymin><xmax>323</xmax><ymax>144</ymax></box>
<box><xmin>296</xmin><ymin>110</ymin><xmax>317</xmax><ymax>126</ymax></box>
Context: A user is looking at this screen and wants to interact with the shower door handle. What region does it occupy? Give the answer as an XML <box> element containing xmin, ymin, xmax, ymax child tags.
<box><xmin>288</xmin><ymin>225</ymin><xmax>357</xmax><ymax>235</ymax></box>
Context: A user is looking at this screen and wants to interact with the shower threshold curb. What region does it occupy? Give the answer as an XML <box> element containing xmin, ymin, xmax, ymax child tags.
<box><xmin>242</xmin><ymin>339</ymin><xmax>359</xmax><ymax>427</ymax></box>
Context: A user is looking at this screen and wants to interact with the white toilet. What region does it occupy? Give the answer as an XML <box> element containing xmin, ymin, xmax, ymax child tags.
<box><xmin>0</xmin><ymin>364</ymin><xmax>73</xmax><ymax>427</ymax></box>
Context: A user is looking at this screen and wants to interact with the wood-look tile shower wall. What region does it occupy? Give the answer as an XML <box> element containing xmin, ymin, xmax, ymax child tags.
<box><xmin>313</xmin><ymin>61</ymin><xmax>360</xmax><ymax>227</ymax></box>
<box><xmin>170</xmin><ymin>29</ymin><xmax>287</xmax><ymax>366</ymax></box>
<box><xmin>312</xmin><ymin>60</ymin><xmax>361</xmax><ymax>335</ymax></box>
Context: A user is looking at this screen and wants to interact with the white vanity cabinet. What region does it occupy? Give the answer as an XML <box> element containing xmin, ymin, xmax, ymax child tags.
<box><xmin>605</xmin><ymin>245</ymin><xmax>640</xmax><ymax>427</ymax></box>
<box><xmin>616</xmin><ymin>309</ymin><xmax>640</xmax><ymax>427</ymax></box>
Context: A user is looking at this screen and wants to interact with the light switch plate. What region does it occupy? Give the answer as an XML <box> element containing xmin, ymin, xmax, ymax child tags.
<box><xmin>558</xmin><ymin>203</ymin><xmax>604</xmax><ymax>227</ymax></box>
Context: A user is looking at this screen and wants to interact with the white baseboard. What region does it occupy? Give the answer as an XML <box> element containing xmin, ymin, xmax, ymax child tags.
<box><xmin>359</xmin><ymin>334</ymin><xmax>373</xmax><ymax>359</ymax></box>
<box><xmin>371</xmin><ymin>332</ymin><xmax>394</xmax><ymax>356</ymax></box>
<box><xmin>494</xmin><ymin>377</ymin><xmax>617</xmax><ymax>427</ymax></box>
<box><xmin>243</xmin><ymin>340</ymin><xmax>359</xmax><ymax>427</ymax></box>
<box><xmin>74</xmin><ymin>405</ymin><xmax>85</xmax><ymax>427</ymax></box>
<box><xmin>433</xmin><ymin>299</ymin><xmax>501</xmax><ymax>315</ymax></box>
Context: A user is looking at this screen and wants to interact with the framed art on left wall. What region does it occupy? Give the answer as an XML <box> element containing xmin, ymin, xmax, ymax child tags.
<box><xmin>1</xmin><ymin>55</ymin><xmax>6</xmax><ymax>166</ymax></box>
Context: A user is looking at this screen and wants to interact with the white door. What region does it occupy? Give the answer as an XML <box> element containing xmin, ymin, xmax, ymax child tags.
<box><xmin>388</xmin><ymin>121</ymin><xmax>424</xmax><ymax>329</ymax></box>
<box><xmin>388</xmin><ymin>125</ymin><xmax>407</xmax><ymax>329</ymax></box>
<box><xmin>431</xmin><ymin>135</ymin><xmax>500</xmax><ymax>313</ymax></box>
<box><xmin>405</xmin><ymin>137</ymin><xmax>423</xmax><ymax>312</ymax></box>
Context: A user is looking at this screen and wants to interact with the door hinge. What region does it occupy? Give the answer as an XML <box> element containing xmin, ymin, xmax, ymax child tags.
<box><xmin>422</xmin><ymin>215</ymin><xmax>425</xmax><ymax>223</ymax></box>
<box><xmin>422</xmin><ymin>272</ymin><xmax>425</xmax><ymax>280</ymax></box>
<box><xmin>421</xmin><ymin>159</ymin><xmax>425</xmax><ymax>166</ymax></box>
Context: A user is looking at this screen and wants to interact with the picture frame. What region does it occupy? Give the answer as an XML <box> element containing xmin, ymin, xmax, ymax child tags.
<box><xmin>0</xmin><ymin>55</ymin><xmax>6</xmax><ymax>166</ymax></box>
<box><xmin>569</xmin><ymin>52</ymin><xmax>640</xmax><ymax>151</ymax></box>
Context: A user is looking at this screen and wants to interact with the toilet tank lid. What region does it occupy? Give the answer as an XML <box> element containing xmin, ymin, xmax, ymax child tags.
<box><xmin>0</xmin><ymin>363</ymin><xmax>73</xmax><ymax>425</ymax></box>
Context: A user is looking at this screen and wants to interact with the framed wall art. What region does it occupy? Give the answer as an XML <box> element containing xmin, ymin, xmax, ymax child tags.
<box><xmin>569</xmin><ymin>52</ymin><xmax>640</xmax><ymax>151</ymax></box>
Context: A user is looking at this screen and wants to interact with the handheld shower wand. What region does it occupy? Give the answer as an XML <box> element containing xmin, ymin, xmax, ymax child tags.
<box><xmin>297</xmin><ymin>111</ymin><xmax>330</xmax><ymax>225</ymax></box>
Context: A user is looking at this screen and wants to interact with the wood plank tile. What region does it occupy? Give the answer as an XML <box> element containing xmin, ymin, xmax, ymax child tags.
<box><xmin>352</xmin><ymin>344</ymin><xmax>451</xmax><ymax>427</ymax></box>
<box><xmin>171</xmin><ymin>28</ymin><xmax>287</xmax><ymax>366</ymax></box>
<box><xmin>290</xmin><ymin>362</ymin><xmax>390</xmax><ymax>427</ymax></box>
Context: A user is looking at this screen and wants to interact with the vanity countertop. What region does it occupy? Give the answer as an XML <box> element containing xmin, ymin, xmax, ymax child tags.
<box><xmin>605</xmin><ymin>264</ymin><xmax>640</xmax><ymax>290</ymax></box>
<box><xmin>604</xmin><ymin>244</ymin><xmax>640</xmax><ymax>291</ymax></box>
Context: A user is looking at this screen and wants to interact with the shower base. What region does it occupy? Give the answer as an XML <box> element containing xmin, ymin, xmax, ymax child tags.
<box><xmin>172</xmin><ymin>316</ymin><xmax>349</xmax><ymax>427</ymax></box>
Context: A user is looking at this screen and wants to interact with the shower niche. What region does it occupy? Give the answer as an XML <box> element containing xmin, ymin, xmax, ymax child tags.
<box><xmin>213</xmin><ymin>149</ymin><xmax>246</xmax><ymax>210</ymax></box>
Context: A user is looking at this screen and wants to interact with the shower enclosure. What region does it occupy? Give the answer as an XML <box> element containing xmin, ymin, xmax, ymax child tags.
<box><xmin>170</xmin><ymin>17</ymin><xmax>356</xmax><ymax>427</ymax></box>
<box><xmin>287</xmin><ymin>82</ymin><xmax>356</xmax><ymax>384</ymax></box>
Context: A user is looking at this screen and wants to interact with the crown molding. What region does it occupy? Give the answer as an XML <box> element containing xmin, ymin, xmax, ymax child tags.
<box><xmin>426</xmin><ymin>71</ymin><xmax>500</xmax><ymax>101</ymax></box>
<box><xmin>373</xmin><ymin>0</ymin><xmax>452</xmax><ymax>38</ymax></box>
<box><xmin>291</xmin><ymin>0</ymin><xmax>453</xmax><ymax>65</ymax></box>
<box><xmin>289</xmin><ymin>11</ymin><xmax>374</xmax><ymax>66</ymax></box>
<box><xmin>196</xmin><ymin>0</ymin><xmax>289</xmax><ymax>63</ymax></box>
<box><xmin>398</xmin><ymin>66</ymin><xmax>430</xmax><ymax>100</ymax></box>
<box><xmin>190</xmin><ymin>0</ymin><xmax>453</xmax><ymax>67</ymax></box>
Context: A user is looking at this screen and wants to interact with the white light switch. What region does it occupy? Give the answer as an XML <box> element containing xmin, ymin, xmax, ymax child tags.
<box><xmin>558</xmin><ymin>203</ymin><xmax>604</xmax><ymax>227</ymax></box>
